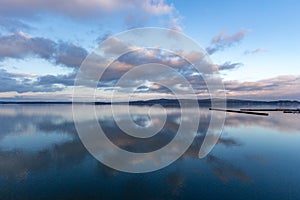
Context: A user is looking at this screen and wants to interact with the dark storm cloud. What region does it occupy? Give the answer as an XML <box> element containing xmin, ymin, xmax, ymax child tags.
<box><xmin>0</xmin><ymin>32</ymin><xmax>88</xmax><ymax>68</ymax></box>
<box><xmin>206</xmin><ymin>30</ymin><xmax>249</xmax><ymax>55</ymax></box>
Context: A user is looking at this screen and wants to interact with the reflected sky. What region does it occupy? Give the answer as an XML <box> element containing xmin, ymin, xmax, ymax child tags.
<box><xmin>0</xmin><ymin>105</ymin><xmax>299</xmax><ymax>199</ymax></box>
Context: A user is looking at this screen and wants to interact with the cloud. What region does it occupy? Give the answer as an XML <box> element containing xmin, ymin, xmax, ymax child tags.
<box><xmin>217</xmin><ymin>137</ymin><xmax>242</xmax><ymax>147</ymax></box>
<box><xmin>54</xmin><ymin>42</ymin><xmax>88</xmax><ymax>68</ymax></box>
<box><xmin>164</xmin><ymin>14</ymin><xmax>184</xmax><ymax>32</ymax></box>
<box><xmin>217</xmin><ymin>62</ymin><xmax>243</xmax><ymax>71</ymax></box>
<box><xmin>244</xmin><ymin>48</ymin><xmax>267</xmax><ymax>55</ymax></box>
<box><xmin>206</xmin><ymin>30</ymin><xmax>250</xmax><ymax>55</ymax></box>
<box><xmin>6</xmin><ymin>72</ymin><xmax>298</xmax><ymax>100</ymax></box>
<box><xmin>36</xmin><ymin>73</ymin><xmax>76</xmax><ymax>87</ymax></box>
<box><xmin>95</xmin><ymin>31</ymin><xmax>112</xmax><ymax>43</ymax></box>
<box><xmin>101</xmin><ymin>36</ymin><xmax>135</xmax><ymax>55</ymax></box>
<box><xmin>71</xmin><ymin>36</ymin><xmax>216</xmax><ymax>97</ymax></box>
<box><xmin>0</xmin><ymin>106</ymin><xmax>238</xmax><ymax>183</ymax></box>
<box><xmin>1</xmin><ymin>31</ymin><xmax>298</xmax><ymax>100</ymax></box>
<box><xmin>0</xmin><ymin>0</ymin><xmax>182</xmax><ymax>31</ymax></box>
<box><xmin>211</xmin><ymin>29</ymin><xmax>249</xmax><ymax>45</ymax></box>
<box><xmin>206</xmin><ymin>155</ymin><xmax>251</xmax><ymax>183</ymax></box>
<box><xmin>0</xmin><ymin>32</ymin><xmax>54</xmax><ymax>60</ymax></box>
<box><xmin>225</xmin><ymin>75</ymin><xmax>300</xmax><ymax>100</ymax></box>
<box><xmin>115</xmin><ymin>47</ymin><xmax>214</xmax><ymax>74</ymax></box>
<box><xmin>90</xmin><ymin>47</ymin><xmax>217</xmax><ymax>96</ymax></box>
<box><xmin>0</xmin><ymin>17</ymin><xmax>32</xmax><ymax>32</ymax></box>
<box><xmin>0</xmin><ymin>0</ymin><xmax>173</xmax><ymax>18</ymax></box>
<box><xmin>0</xmin><ymin>69</ymin><xmax>65</xmax><ymax>93</ymax></box>
<box><xmin>0</xmin><ymin>32</ymin><xmax>88</xmax><ymax>68</ymax></box>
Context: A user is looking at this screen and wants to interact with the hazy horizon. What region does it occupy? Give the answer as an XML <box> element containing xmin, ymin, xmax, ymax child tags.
<box><xmin>1</xmin><ymin>97</ymin><xmax>300</xmax><ymax>103</ymax></box>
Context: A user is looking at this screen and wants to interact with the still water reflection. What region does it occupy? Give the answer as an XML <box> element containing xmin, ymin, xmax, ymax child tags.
<box><xmin>0</xmin><ymin>104</ymin><xmax>299</xmax><ymax>199</ymax></box>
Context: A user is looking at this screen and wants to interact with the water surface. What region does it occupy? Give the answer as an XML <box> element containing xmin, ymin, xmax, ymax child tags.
<box><xmin>0</xmin><ymin>104</ymin><xmax>299</xmax><ymax>199</ymax></box>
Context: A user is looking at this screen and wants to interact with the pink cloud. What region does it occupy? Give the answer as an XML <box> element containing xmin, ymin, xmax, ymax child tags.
<box><xmin>207</xmin><ymin>29</ymin><xmax>250</xmax><ymax>55</ymax></box>
<box><xmin>225</xmin><ymin>75</ymin><xmax>300</xmax><ymax>100</ymax></box>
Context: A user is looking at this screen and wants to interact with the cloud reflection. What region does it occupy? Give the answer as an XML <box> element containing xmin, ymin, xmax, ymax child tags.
<box><xmin>0</xmin><ymin>104</ymin><xmax>298</xmax><ymax>183</ymax></box>
<box><xmin>206</xmin><ymin>155</ymin><xmax>252</xmax><ymax>183</ymax></box>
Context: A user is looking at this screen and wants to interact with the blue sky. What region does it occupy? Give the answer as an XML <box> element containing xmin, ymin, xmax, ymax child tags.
<box><xmin>0</xmin><ymin>0</ymin><xmax>299</xmax><ymax>100</ymax></box>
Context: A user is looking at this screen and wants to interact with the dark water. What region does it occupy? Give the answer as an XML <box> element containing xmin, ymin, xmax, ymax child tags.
<box><xmin>0</xmin><ymin>104</ymin><xmax>299</xmax><ymax>199</ymax></box>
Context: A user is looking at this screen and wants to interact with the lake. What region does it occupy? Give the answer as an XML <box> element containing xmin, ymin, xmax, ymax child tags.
<box><xmin>0</xmin><ymin>104</ymin><xmax>299</xmax><ymax>199</ymax></box>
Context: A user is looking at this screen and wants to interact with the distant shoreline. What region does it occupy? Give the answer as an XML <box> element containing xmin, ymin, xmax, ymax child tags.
<box><xmin>0</xmin><ymin>99</ymin><xmax>299</xmax><ymax>107</ymax></box>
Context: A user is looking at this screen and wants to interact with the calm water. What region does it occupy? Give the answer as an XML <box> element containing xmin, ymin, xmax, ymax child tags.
<box><xmin>0</xmin><ymin>104</ymin><xmax>299</xmax><ymax>199</ymax></box>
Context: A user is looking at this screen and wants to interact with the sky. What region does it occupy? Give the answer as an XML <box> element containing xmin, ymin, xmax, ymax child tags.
<box><xmin>0</xmin><ymin>0</ymin><xmax>299</xmax><ymax>101</ymax></box>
